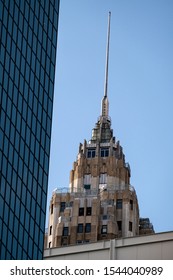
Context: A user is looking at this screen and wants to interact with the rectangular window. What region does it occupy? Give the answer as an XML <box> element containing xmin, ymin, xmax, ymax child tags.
<box><xmin>63</xmin><ymin>227</ymin><xmax>68</xmax><ymax>236</ymax></box>
<box><xmin>85</xmin><ymin>223</ymin><xmax>91</xmax><ymax>233</ymax></box>
<box><xmin>117</xmin><ymin>221</ymin><xmax>122</xmax><ymax>231</ymax></box>
<box><xmin>87</xmin><ymin>149</ymin><xmax>96</xmax><ymax>158</ymax></box>
<box><xmin>65</xmin><ymin>201</ymin><xmax>73</xmax><ymax>207</ymax></box>
<box><xmin>60</xmin><ymin>202</ymin><xmax>65</xmax><ymax>212</ymax></box>
<box><xmin>49</xmin><ymin>226</ymin><xmax>52</xmax><ymax>235</ymax></box>
<box><xmin>77</xmin><ymin>240</ymin><xmax>83</xmax><ymax>244</ymax></box>
<box><xmin>84</xmin><ymin>174</ymin><xmax>91</xmax><ymax>185</ymax></box>
<box><xmin>130</xmin><ymin>200</ymin><xmax>133</xmax><ymax>210</ymax></box>
<box><xmin>102</xmin><ymin>215</ymin><xmax>108</xmax><ymax>220</ymax></box>
<box><xmin>129</xmin><ymin>222</ymin><xmax>133</xmax><ymax>232</ymax></box>
<box><xmin>101</xmin><ymin>225</ymin><xmax>107</xmax><ymax>234</ymax></box>
<box><xmin>84</xmin><ymin>184</ymin><xmax>90</xmax><ymax>190</ymax></box>
<box><xmin>99</xmin><ymin>173</ymin><xmax>107</xmax><ymax>184</ymax></box>
<box><xmin>77</xmin><ymin>224</ymin><xmax>83</xmax><ymax>233</ymax></box>
<box><xmin>116</xmin><ymin>199</ymin><xmax>122</xmax><ymax>209</ymax></box>
<box><xmin>101</xmin><ymin>148</ymin><xmax>109</xmax><ymax>157</ymax></box>
<box><xmin>79</xmin><ymin>207</ymin><xmax>84</xmax><ymax>216</ymax></box>
<box><xmin>86</xmin><ymin>207</ymin><xmax>92</xmax><ymax>216</ymax></box>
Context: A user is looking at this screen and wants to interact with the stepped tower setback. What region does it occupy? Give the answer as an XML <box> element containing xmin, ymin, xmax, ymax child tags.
<box><xmin>46</xmin><ymin>12</ymin><xmax>154</xmax><ymax>249</ymax></box>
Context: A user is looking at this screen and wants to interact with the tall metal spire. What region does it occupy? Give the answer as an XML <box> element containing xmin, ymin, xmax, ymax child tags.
<box><xmin>104</xmin><ymin>11</ymin><xmax>111</xmax><ymax>98</ymax></box>
<box><xmin>101</xmin><ymin>12</ymin><xmax>111</xmax><ymax>117</ymax></box>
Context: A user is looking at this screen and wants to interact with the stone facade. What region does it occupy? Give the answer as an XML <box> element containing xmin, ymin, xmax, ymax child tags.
<box><xmin>47</xmin><ymin>185</ymin><xmax>139</xmax><ymax>248</ymax></box>
<box><xmin>46</xmin><ymin>107</ymin><xmax>148</xmax><ymax>248</ymax></box>
<box><xmin>46</xmin><ymin>12</ymin><xmax>154</xmax><ymax>249</ymax></box>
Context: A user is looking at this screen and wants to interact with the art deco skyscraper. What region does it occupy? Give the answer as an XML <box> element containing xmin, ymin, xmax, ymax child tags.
<box><xmin>0</xmin><ymin>0</ymin><xmax>60</xmax><ymax>259</ymax></box>
<box><xmin>46</xmin><ymin>13</ymin><xmax>154</xmax><ymax>249</ymax></box>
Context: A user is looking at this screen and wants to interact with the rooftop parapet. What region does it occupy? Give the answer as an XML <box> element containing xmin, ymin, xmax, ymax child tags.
<box><xmin>52</xmin><ymin>183</ymin><xmax>136</xmax><ymax>197</ymax></box>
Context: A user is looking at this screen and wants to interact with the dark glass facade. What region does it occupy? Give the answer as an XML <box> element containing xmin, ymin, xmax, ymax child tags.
<box><xmin>0</xmin><ymin>0</ymin><xmax>60</xmax><ymax>259</ymax></box>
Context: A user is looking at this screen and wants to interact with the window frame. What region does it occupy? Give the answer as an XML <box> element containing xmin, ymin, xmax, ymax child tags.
<box><xmin>100</xmin><ymin>148</ymin><xmax>109</xmax><ymax>157</ymax></box>
<box><xmin>62</xmin><ymin>227</ymin><xmax>69</xmax><ymax>236</ymax></box>
<box><xmin>129</xmin><ymin>221</ymin><xmax>133</xmax><ymax>232</ymax></box>
<box><xmin>117</xmin><ymin>221</ymin><xmax>122</xmax><ymax>231</ymax></box>
<box><xmin>116</xmin><ymin>199</ymin><xmax>122</xmax><ymax>209</ymax></box>
<box><xmin>60</xmin><ymin>202</ymin><xmax>66</xmax><ymax>212</ymax></box>
<box><xmin>79</xmin><ymin>207</ymin><xmax>84</xmax><ymax>216</ymax></box>
<box><xmin>87</xmin><ymin>149</ymin><xmax>96</xmax><ymax>158</ymax></box>
<box><xmin>49</xmin><ymin>225</ymin><xmax>52</xmax><ymax>235</ymax></box>
<box><xmin>130</xmin><ymin>200</ymin><xmax>133</xmax><ymax>210</ymax></box>
<box><xmin>77</xmin><ymin>224</ymin><xmax>83</xmax><ymax>233</ymax></box>
<box><xmin>101</xmin><ymin>225</ymin><xmax>107</xmax><ymax>234</ymax></box>
<box><xmin>85</xmin><ymin>223</ymin><xmax>91</xmax><ymax>233</ymax></box>
<box><xmin>86</xmin><ymin>207</ymin><xmax>92</xmax><ymax>216</ymax></box>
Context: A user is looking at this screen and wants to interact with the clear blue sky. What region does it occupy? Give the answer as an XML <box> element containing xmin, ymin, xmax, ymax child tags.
<box><xmin>47</xmin><ymin>0</ymin><xmax>173</xmax><ymax>234</ymax></box>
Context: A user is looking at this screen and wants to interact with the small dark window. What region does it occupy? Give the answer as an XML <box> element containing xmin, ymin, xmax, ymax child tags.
<box><xmin>129</xmin><ymin>222</ymin><xmax>132</xmax><ymax>232</ymax></box>
<box><xmin>49</xmin><ymin>225</ymin><xmax>52</xmax><ymax>235</ymax></box>
<box><xmin>101</xmin><ymin>148</ymin><xmax>109</xmax><ymax>157</ymax></box>
<box><xmin>77</xmin><ymin>240</ymin><xmax>83</xmax><ymax>244</ymax></box>
<box><xmin>116</xmin><ymin>199</ymin><xmax>122</xmax><ymax>209</ymax></box>
<box><xmin>79</xmin><ymin>207</ymin><xmax>84</xmax><ymax>216</ymax></box>
<box><xmin>99</xmin><ymin>173</ymin><xmax>107</xmax><ymax>184</ymax></box>
<box><xmin>60</xmin><ymin>202</ymin><xmax>66</xmax><ymax>212</ymax></box>
<box><xmin>51</xmin><ymin>204</ymin><xmax>53</xmax><ymax>214</ymax></box>
<box><xmin>86</xmin><ymin>207</ymin><xmax>92</xmax><ymax>216</ymax></box>
<box><xmin>130</xmin><ymin>200</ymin><xmax>133</xmax><ymax>210</ymax></box>
<box><xmin>63</xmin><ymin>227</ymin><xmax>69</xmax><ymax>236</ymax></box>
<box><xmin>77</xmin><ymin>224</ymin><xmax>83</xmax><ymax>233</ymax></box>
<box><xmin>61</xmin><ymin>237</ymin><xmax>68</xmax><ymax>246</ymax></box>
<box><xmin>102</xmin><ymin>215</ymin><xmax>108</xmax><ymax>220</ymax></box>
<box><xmin>101</xmin><ymin>225</ymin><xmax>107</xmax><ymax>234</ymax></box>
<box><xmin>84</xmin><ymin>184</ymin><xmax>91</xmax><ymax>190</ymax></box>
<box><xmin>87</xmin><ymin>149</ymin><xmax>96</xmax><ymax>158</ymax></box>
<box><xmin>117</xmin><ymin>221</ymin><xmax>122</xmax><ymax>231</ymax></box>
<box><xmin>49</xmin><ymin>242</ymin><xmax>51</xmax><ymax>248</ymax></box>
<box><xmin>85</xmin><ymin>223</ymin><xmax>91</xmax><ymax>233</ymax></box>
<box><xmin>70</xmin><ymin>201</ymin><xmax>73</xmax><ymax>207</ymax></box>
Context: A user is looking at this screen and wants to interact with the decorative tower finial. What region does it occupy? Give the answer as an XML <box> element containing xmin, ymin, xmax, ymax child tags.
<box><xmin>101</xmin><ymin>11</ymin><xmax>111</xmax><ymax>117</ymax></box>
<box><xmin>104</xmin><ymin>11</ymin><xmax>111</xmax><ymax>98</ymax></box>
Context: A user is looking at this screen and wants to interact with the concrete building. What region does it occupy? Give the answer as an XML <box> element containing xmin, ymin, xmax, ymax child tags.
<box><xmin>46</xmin><ymin>12</ymin><xmax>154</xmax><ymax>250</ymax></box>
<box><xmin>44</xmin><ymin>231</ymin><xmax>173</xmax><ymax>260</ymax></box>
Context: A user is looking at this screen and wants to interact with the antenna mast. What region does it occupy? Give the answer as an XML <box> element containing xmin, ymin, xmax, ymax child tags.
<box><xmin>104</xmin><ymin>11</ymin><xmax>111</xmax><ymax>97</ymax></box>
<box><xmin>101</xmin><ymin>12</ymin><xmax>111</xmax><ymax>117</ymax></box>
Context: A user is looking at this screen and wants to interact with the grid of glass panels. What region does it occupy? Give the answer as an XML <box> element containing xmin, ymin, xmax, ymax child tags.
<box><xmin>0</xmin><ymin>0</ymin><xmax>60</xmax><ymax>259</ymax></box>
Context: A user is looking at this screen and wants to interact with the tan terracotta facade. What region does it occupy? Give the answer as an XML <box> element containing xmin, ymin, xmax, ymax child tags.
<box><xmin>46</xmin><ymin>13</ymin><xmax>154</xmax><ymax>249</ymax></box>
<box><xmin>47</xmin><ymin>186</ymin><xmax>140</xmax><ymax>248</ymax></box>
<box><xmin>46</xmin><ymin>110</ymin><xmax>153</xmax><ymax>248</ymax></box>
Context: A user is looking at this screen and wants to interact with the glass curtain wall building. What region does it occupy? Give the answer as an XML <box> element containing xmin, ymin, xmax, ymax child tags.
<box><xmin>0</xmin><ymin>0</ymin><xmax>60</xmax><ymax>259</ymax></box>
